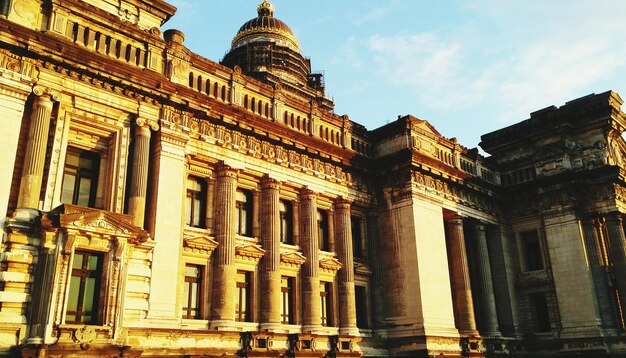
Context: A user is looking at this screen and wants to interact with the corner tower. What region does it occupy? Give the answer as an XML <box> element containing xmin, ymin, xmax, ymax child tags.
<box><xmin>221</xmin><ymin>1</ymin><xmax>325</xmax><ymax>94</ymax></box>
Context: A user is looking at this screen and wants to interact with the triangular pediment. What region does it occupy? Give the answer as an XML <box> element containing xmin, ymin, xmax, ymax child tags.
<box><xmin>354</xmin><ymin>262</ymin><xmax>373</xmax><ymax>276</ymax></box>
<box><xmin>319</xmin><ymin>257</ymin><xmax>342</xmax><ymax>272</ymax></box>
<box><xmin>280</xmin><ymin>251</ymin><xmax>307</xmax><ymax>266</ymax></box>
<box><xmin>184</xmin><ymin>235</ymin><xmax>219</xmax><ymax>253</ymax></box>
<box><xmin>236</xmin><ymin>244</ymin><xmax>266</xmax><ymax>261</ymax></box>
<box><xmin>413</xmin><ymin>119</ymin><xmax>442</xmax><ymax>138</ymax></box>
<box><xmin>45</xmin><ymin>204</ymin><xmax>149</xmax><ymax>243</ymax></box>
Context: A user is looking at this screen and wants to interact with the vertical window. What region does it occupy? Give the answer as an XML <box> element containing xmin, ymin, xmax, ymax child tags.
<box><xmin>280</xmin><ymin>200</ymin><xmax>293</xmax><ymax>244</ymax></box>
<box><xmin>532</xmin><ymin>294</ymin><xmax>551</xmax><ymax>332</ymax></box>
<box><xmin>66</xmin><ymin>251</ymin><xmax>103</xmax><ymax>324</ymax></box>
<box><xmin>182</xmin><ymin>264</ymin><xmax>203</xmax><ymax>319</ymax></box>
<box><xmin>236</xmin><ymin>271</ymin><xmax>252</xmax><ymax>322</ymax></box>
<box><xmin>351</xmin><ymin>216</ymin><xmax>363</xmax><ymax>258</ymax></box>
<box><xmin>185</xmin><ymin>177</ymin><xmax>207</xmax><ymax>228</ymax></box>
<box><xmin>355</xmin><ymin>285</ymin><xmax>369</xmax><ymax>328</ymax></box>
<box><xmin>521</xmin><ymin>230</ymin><xmax>544</xmax><ymax>271</ymax></box>
<box><xmin>236</xmin><ymin>189</ymin><xmax>253</xmax><ymax>236</ymax></box>
<box><xmin>0</xmin><ymin>0</ymin><xmax>9</xmax><ymax>16</ymax></box>
<box><xmin>281</xmin><ymin>276</ymin><xmax>294</xmax><ymax>324</ymax></box>
<box><xmin>317</xmin><ymin>209</ymin><xmax>329</xmax><ymax>251</ymax></box>
<box><xmin>320</xmin><ymin>281</ymin><xmax>333</xmax><ymax>326</ymax></box>
<box><xmin>60</xmin><ymin>148</ymin><xmax>99</xmax><ymax>207</ymax></box>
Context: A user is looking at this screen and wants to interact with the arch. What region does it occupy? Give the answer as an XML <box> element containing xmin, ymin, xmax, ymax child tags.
<box><xmin>251</xmin><ymin>97</ymin><xmax>256</xmax><ymax>112</ymax></box>
<box><xmin>213</xmin><ymin>83</ymin><xmax>219</xmax><ymax>98</ymax></box>
<box><xmin>189</xmin><ymin>72</ymin><xmax>195</xmax><ymax>87</ymax></box>
<box><xmin>290</xmin><ymin>114</ymin><xmax>295</xmax><ymax>128</ymax></box>
<box><xmin>265</xmin><ymin>103</ymin><xmax>270</xmax><ymax>118</ymax></box>
<box><xmin>221</xmin><ymin>85</ymin><xmax>226</xmax><ymax>101</ymax></box>
<box><xmin>205</xmin><ymin>79</ymin><xmax>211</xmax><ymax>95</ymax></box>
<box><xmin>243</xmin><ymin>94</ymin><xmax>249</xmax><ymax>109</ymax></box>
<box><xmin>296</xmin><ymin>116</ymin><xmax>301</xmax><ymax>130</ymax></box>
<box><xmin>197</xmin><ymin>75</ymin><xmax>203</xmax><ymax>92</ymax></box>
<box><xmin>284</xmin><ymin>111</ymin><xmax>289</xmax><ymax>124</ymax></box>
<box><xmin>258</xmin><ymin>100</ymin><xmax>263</xmax><ymax>115</ymax></box>
<box><xmin>325</xmin><ymin>127</ymin><xmax>329</xmax><ymax>141</ymax></box>
<box><xmin>125</xmin><ymin>44</ymin><xmax>133</xmax><ymax>62</ymax></box>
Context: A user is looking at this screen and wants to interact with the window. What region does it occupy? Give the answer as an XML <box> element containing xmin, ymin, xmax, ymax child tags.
<box><xmin>279</xmin><ymin>200</ymin><xmax>293</xmax><ymax>244</ymax></box>
<box><xmin>185</xmin><ymin>177</ymin><xmax>206</xmax><ymax>228</ymax></box>
<box><xmin>66</xmin><ymin>251</ymin><xmax>103</xmax><ymax>324</ymax></box>
<box><xmin>532</xmin><ymin>294</ymin><xmax>551</xmax><ymax>332</ymax></box>
<box><xmin>60</xmin><ymin>148</ymin><xmax>99</xmax><ymax>207</ymax></box>
<box><xmin>281</xmin><ymin>276</ymin><xmax>294</xmax><ymax>324</ymax></box>
<box><xmin>236</xmin><ymin>189</ymin><xmax>253</xmax><ymax>236</ymax></box>
<box><xmin>521</xmin><ymin>230</ymin><xmax>544</xmax><ymax>271</ymax></box>
<box><xmin>320</xmin><ymin>281</ymin><xmax>333</xmax><ymax>326</ymax></box>
<box><xmin>317</xmin><ymin>209</ymin><xmax>329</xmax><ymax>251</ymax></box>
<box><xmin>236</xmin><ymin>270</ymin><xmax>252</xmax><ymax>322</ymax></box>
<box><xmin>351</xmin><ymin>216</ymin><xmax>364</xmax><ymax>258</ymax></box>
<box><xmin>182</xmin><ymin>264</ymin><xmax>204</xmax><ymax>319</ymax></box>
<box><xmin>0</xmin><ymin>0</ymin><xmax>9</xmax><ymax>16</ymax></box>
<box><xmin>355</xmin><ymin>285</ymin><xmax>368</xmax><ymax>328</ymax></box>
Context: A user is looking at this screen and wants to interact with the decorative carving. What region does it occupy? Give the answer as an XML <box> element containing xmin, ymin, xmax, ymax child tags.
<box><xmin>235</xmin><ymin>244</ymin><xmax>266</xmax><ymax>262</ymax></box>
<box><xmin>319</xmin><ymin>257</ymin><xmax>342</xmax><ymax>273</ymax></box>
<box><xmin>280</xmin><ymin>251</ymin><xmax>307</xmax><ymax>267</ymax></box>
<box><xmin>183</xmin><ymin>235</ymin><xmax>219</xmax><ymax>255</ymax></box>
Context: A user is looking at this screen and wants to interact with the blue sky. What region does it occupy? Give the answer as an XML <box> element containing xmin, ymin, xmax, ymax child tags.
<box><xmin>165</xmin><ymin>1</ymin><xmax>626</xmax><ymax>151</ymax></box>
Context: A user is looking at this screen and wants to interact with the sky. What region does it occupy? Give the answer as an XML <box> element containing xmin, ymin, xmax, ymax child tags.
<box><xmin>164</xmin><ymin>1</ymin><xmax>626</xmax><ymax>151</ymax></box>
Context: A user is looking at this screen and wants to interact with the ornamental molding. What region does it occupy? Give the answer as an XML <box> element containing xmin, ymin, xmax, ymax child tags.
<box><xmin>183</xmin><ymin>235</ymin><xmax>219</xmax><ymax>255</ymax></box>
<box><xmin>160</xmin><ymin>106</ymin><xmax>354</xmax><ymax>188</ymax></box>
<box><xmin>280</xmin><ymin>251</ymin><xmax>306</xmax><ymax>267</ymax></box>
<box><xmin>319</xmin><ymin>257</ymin><xmax>342</xmax><ymax>273</ymax></box>
<box><xmin>236</xmin><ymin>244</ymin><xmax>266</xmax><ymax>262</ymax></box>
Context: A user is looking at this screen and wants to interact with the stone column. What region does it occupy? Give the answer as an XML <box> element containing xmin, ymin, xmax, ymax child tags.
<box><xmin>17</xmin><ymin>89</ymin><xmax>58</xmax><ymax>209</ymax></box>
<box><xmin>127</xmin><ymin>119</ymin><xmax>152</xmax><ymax>227</ymax></box>
<box><xmin>472</xmin><ymin>222</ymin><xmax>500</xmax><ymax>336</ymax></box>
<box><xmin>300</xmin><ymin>188</ymin><xmax>321</xmax><ymax>332</ymax></box>
<box><xmin>211</xmin><ymin>164</ymin><xmax>238</xmax><ymax>329</ymax></box>
<box><xmin>582</xmin><ymin>218</ymin><xmax>619</xmax><ymax>333</ymax></box>
<box><xmin>327</xmin><ymin>209</ymin><xmax>335</xmax><ymax>252</ymax></box>
<box><xmin>604</xmin><ymin>212</ymin><xmax>626</xmax><ymax>323</ymax></box>
<box><xmin>260</xmin><ymin>176</ymin><xmax>281</xmax><ymax>330</ymax></box>
<box><xmin>446</xmin><ymin>215</ymin><xmax>478</xmax><ymax>335</ymax></box>
<box><xmin>334</xmin><ymin>197</ymin><xmax>359</xmax><ymax>335</ymax></box>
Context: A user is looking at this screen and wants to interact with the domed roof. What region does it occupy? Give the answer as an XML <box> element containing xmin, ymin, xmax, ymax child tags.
<box><xmin>231</xmin><ymin>0</ymin><xmax>300</xmax><ymax>53</ymax></box>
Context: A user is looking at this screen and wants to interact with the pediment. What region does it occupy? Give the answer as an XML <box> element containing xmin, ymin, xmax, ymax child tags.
<box><xmin>183</xmin><ymin>235</ymin><xmax>219</xmax><ymax>254</ymax></box>
<box><xmin>354</xmin><ymin>262</ymin><xmax>373</xmax><ymax>276</ymax></box>
<box><xmin>236</xmin><ymin>244</ymin><xmax>266</xmax><ymax>261</ymax></box>
<box><xmin>280</xmin><ymin>251</ymin><xmax>307</xmax><ymax>267</ymax></box>
<box><xmin>319</xmin><ymin>257</ymin><xmax>342</xmax><ymax>272</ymax></box>
<box><xmin>413</xmin><ymin>119</ymin><xmax>442</xmax><ymax>138</ymax></box>
<box><xmin>45</xmin><ymin>204</ymin><xmax>149</xmax><ymax>243</ymax></box>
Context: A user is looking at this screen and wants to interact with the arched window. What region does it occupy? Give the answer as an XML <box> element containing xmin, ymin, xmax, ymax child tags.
<box><xmin>197</xmin><ymin>75</ymin><xmax>203</xmax><ymax>92</ymax></box>
<box><xmin>213</xmin><ymin>83</ymin><xmax>219</xmax><ymax>97</ymax></box>
<box><xmin>258</xmin><ymin>100</ymin><xmax>263</xmax><ymax>115</ymax></box>
<box><xmin>205</xmin><ymin>79</ymin><xmax>211</xmax><ymax>94</ymax></box>
<box><xmin>265</xmin><ymin>104</ymin><xmax>270</xmax><ymax>118</ymax></box>
<box><xmin>296</xmin><ymin>116</ymin><xmax>301</xmax><ymax>130</ymax></box>
<box><xmin>284</xmin><ymin>111</ymin><xmax>289</xmax><ymax>124</ymax></box>
<box><xmin>251</xmin><ymin>98</ymin><xmax>256</xmax><ymax>112</ymax></box>
<box><xmin>221</xmin><ymin>85</ymin><xmax>227</xmax><ymax>101</ymax></box>
<box><xmin>290</xmin><ymin>114</ymin><xmax>295</xmax><ymax>128</ymax></box>
<box><xmin>243</xmin><ymin>95</ymin><xmax>248</xmax><ymax>109</ymax></box>
<box><xmin>189</xmin><ymin>72</ymin><xmax>194</xmax><ymax>87</ymax></box>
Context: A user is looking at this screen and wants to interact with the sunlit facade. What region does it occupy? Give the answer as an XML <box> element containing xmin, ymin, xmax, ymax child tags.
<box><xmin>0</xmin><ymin>1</ymin><xmax>625</xmax><ymax>357</ymax></box>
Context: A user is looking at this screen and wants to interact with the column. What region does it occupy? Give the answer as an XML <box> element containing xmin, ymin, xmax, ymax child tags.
<box><xmin>205</xmin><ymin>177</ymin><xmax>215</xmax><ymax>235</ymax></box>
<box><xmin>604</xmin><ymin>212</ymin><xmax>626</xmax><ymax>323</ymax></box>
<box><xmin>260</xmin><ymin>176</ymin><xmax>281</xmax><ymax>330</ymax></box>
<box><xmin>127</xmin><ymin>119</ymin><xmax>151</xmax><ymax>227</ymax></box>
<box><xmin>292</xmin><ymin>201</ymin><xmax>300</xmax><ymax>246</ymax></box>
<box><xmin>446</xmin><ymin>215</ymin><xmax>478</xmax><ymax>335</ymax></box>
<box><xmin>327</xmin><ymin>209</ymin><xmax>335</xmax><ymax>252</ymax></box>
<box><xmin>17</xmin><ymin>91</ymin><xmax>56</xmax><ymax>209</ymax></box>
<box><xmin>582</xmin><ymin>219</ymin><xmax>619</xmax><ymax>333</ymax></box>
<box><xmin>211</xmin><ymin>164</ymin><xmax>238</xmax><ymax>329</ymax></box>
<box><xmin>252</xmin><ymin>189</ymin><xmax>261</xmax><ymax>238</ymax></box>
<box><xmin>334</xmin><ymin>197</ymin><xmax>358</xmax><ymax>335</ymax></box>
<box><xmin>300</xmin><ymin>188</ymin><xmax>321</xmax><ymax>332</ymax></box>
<box><xmin>472</xmin><ymin>222</ymin><xmax>500</xmax><ymax>336</ymax></box>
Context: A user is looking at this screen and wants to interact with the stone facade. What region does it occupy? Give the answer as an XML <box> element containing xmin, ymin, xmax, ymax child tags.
<box><xmin>0</xmin><ymin>1</ymin><xmax>625</xmax><ymax>357</ymax></box>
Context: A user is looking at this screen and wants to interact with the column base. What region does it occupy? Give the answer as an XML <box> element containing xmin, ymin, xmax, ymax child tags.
<box><xmin>459</xmin><ymin>329</ymin><xmax>480</xmax><ymax>337</ymax></box>
<box><xmin>301</xmin><ymin>325</ymin><xmax>323</xmax><ymax>334</ymax></box>
<box><xmin>259</xmin><ymin>322</ymin><xmax>283</xmax><ymax>333</ymax></box>
<box><xmin>339</xmin><ymin>326</ymin><xmax>360</xmax><ymax>337</ymax></box>
<box><xmin>210</xmin><ymin>319</ymin><xmax>238</xmax><ymax>331</ymax></box>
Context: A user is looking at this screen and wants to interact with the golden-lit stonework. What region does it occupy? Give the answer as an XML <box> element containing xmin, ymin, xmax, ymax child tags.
<box><xmin>0</xmin><ymin>1</ymin><xmax>626</xmax><ymax>357</ymax></box>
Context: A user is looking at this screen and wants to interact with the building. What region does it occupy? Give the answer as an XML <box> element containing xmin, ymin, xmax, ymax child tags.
<box><xmin>0</xmin><ymin>0</ymin><xmax>625</xmax><ymax>357</ymax></box>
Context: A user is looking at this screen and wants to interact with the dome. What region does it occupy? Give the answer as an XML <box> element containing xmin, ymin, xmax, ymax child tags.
<box><xmin>231</xmin><ymin>0</ymin><xmax>300</xmax><ymax>53</ymax></box>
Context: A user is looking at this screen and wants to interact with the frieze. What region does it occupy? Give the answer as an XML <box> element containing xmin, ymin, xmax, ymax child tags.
<box><xmin>160</xmin><ymin>106</ymin><xmax>351</xmax><ymax>187</ymax></box>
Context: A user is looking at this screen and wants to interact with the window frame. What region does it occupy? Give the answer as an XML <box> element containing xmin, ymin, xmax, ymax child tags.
<box><xmin>65</xmin><ymin>250</ymin><xmax>104</xmax><ymax>325</ymax></box>
<box><xmin>185</xmin><ymin>176</ymin><xmax>207</xmax><ymax>228</ymax></box>
<box><xmin>320</xmin><ymin>281</ymin><xmax>333</xmax><ymax>326</ymax></box>
<box><xmin>60</xmin><ymin>147</ymin><xmax>100</xmax><ymax>208</ymax></box>
<box><xmin>520</xmin><ymin>229</ymin><xmax>545</xmax><ymax>271</ymax></box>
<box><xmin>236</xmin><ymin>270</ymin><xmax>253</xmax><ymax>322</ymax></box>
<box><xmin>236</xmin><ymin>189</ymin><xmax>253</xmax><ymax>237</ymax></box>
<box><xmin>317</xmin><ymin>209</ymin><xmax>329</xmax><ymax>251</ymax></box>
<box><xmin>281</xmin><ymin>276</ymin><xmax>295</xmax><ymax>324</ymax></box>
<box><xmin>279</xmin><ymin>200</ymin><xmax>294</xmax><ymax>244</ymax></box>
<box><xmin>182</xmin><ymin>264</ymin><xmax>204</xmax><ymax>319</ymax></box>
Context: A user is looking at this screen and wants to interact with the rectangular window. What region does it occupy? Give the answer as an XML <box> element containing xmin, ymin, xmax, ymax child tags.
<box><xmin>281</xmin><ymin>276</ymin><xmax>294</xmax><ymax>324</ymax></box>
<box><xmin>532</xmin><ymin>294</ymin><xmax>551</xmax><ymax>332</ymax></box>
<box><xmin>236</xmin><ymin>270</ymin><xmax>252</xmax><ymax>322</ymax></box>
<box><xmin>355</xmin><ymin>285</ymin><xmax>368</xmax><ymax>328</ymax></box>
<box><xmin>60</xmin><ymin>148</ymin><xmax>99</xmax><ymax>207</ymax></box>
<box><xmin>320</xmin><ymin>281</ymin><xmax>333</xmax><ymax>326</ymax></box>
<box><xmin>280</xmin><ymin>200</ymin><xmax>293</xmax><ymax>244</ymax></box>
<box><xmin>236</xmin><ymin>189</ymin><xmax>253</xmax><ymax>236</ymax></box>
<box><xmin>185</xmin><ymin>177</ymin><xmax>207</xmax><ymax>228</ymax></box>
<box><xmin>521</xmin><ymin>230</ymin><xmax>544</xmax><ymax>271</ymax></box>
<box><xmin>317</xmin><ymin>209</ymin><xmax>329</xmax><ymax>251</ymax></box>
<box><xmin>351</xmin><ymin>216</ymin><xmax>363</xmax><ymax>258</ymax></box>
<box><xmin>0</xmin><ymin>0</ymin><xmax>9</xmax><ymax>16</ymax></box>
<box><xmin>182</xmin><ymin>264</ymin><xmax>204</xmax><ymax>319</ymax></box>
<box><xmin>66</xmin><ymin>251</ymin><xmax>103</xmax><ymax>324</ymax></box>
